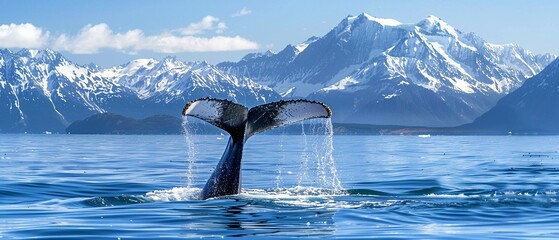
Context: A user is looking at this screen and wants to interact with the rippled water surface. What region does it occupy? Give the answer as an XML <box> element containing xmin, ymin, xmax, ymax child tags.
<box><xmin>1</xmin><ymin>134</ymin><xmax>558</xmax><ymax>239</ymax></box>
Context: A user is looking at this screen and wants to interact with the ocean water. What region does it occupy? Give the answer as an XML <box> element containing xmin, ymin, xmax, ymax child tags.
<box><xmin>1</xmin><ymin>133</ymin><xmax>558</xmax><ymax>239</ymax></box>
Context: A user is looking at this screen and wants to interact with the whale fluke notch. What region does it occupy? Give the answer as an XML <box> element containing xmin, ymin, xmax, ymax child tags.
<box><xmin>182</xmin><ymin>98</ymin><xmax>332</xmax><ymax>199</ymax></box>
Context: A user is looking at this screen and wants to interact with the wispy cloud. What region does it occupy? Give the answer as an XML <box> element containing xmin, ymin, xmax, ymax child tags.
<box><xmin>0</xmin><ymin>16</ymin><xmax>258</xmax><ymax>54</ymax></box>
<box><xmin>0</xmin><ymin>23</ymin><xmax>49</xmax><ymax>48</ymax></box>
<box><xmin>180</xmin><ymin>16</ymin><xmax>227</xmax><ymax>35</ymax></box>
<box><xmin>232</xmin><ymin>7</ymin><xmax>252</xmax><ymax>17</ymax></box>
<box><xmin>53</xmin><ymin>24</ymin><xmax>142</xmax><ymax>54</ymax></box>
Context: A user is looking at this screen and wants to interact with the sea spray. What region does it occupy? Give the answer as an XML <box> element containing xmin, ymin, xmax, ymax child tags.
<box><xmin>297</xmin><ymin>121</ymin><xmax>311</xmax><ymax>186</ymax></box>
<box><xmin>295</xmin><ymin>118</ymin><xmax>343</xmax><ymax>193</ymax></box>
<box><xmin>181</xmin><ymin>116</ymin><xmax>197</xmax><ymax>188</ymax></box>
<box><xmin>323</xmin><ymin>118</ymin><xmax>342</xmax><ymax>192</ymax></box>
<box><xmin>275</xmin><ymin>129</ymin><xmax>286</xmax><ymax>189</ymax></box>
<box><xmin>182</xmin><ymin>115</ymin><xmax>343</xmax><ymax>194</ymax></box>
<box><xmin>312</xmin><ymin>118</ymin><xmax>342</xmax><ymax>192</ymax></box>
<box><xmin>310</xmin><ymin>121</ymin><xmax>327</xmax><ymax>188</ymax></box>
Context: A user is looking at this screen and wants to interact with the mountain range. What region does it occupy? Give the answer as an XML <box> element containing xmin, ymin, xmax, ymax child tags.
<box><xmin>0</xmin><ymin>49</ymin><xmax>277</xmax><ymax>133</ymax></box>
<box><xmin>0</xmin><ymin>13</ymin><xmax>556</xmax><ymax>133</ymax></box>
<box><xmin>218</xmin><ymin>14</ymin><xmax>555</xmax><ymax>126</ymax></box>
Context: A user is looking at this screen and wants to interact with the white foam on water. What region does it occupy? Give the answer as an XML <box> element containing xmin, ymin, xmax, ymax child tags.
<box><xmin>145</xmin><ymin>187</ymin><xmax>202</xmax><ymax>201</ymax></box>
<box><xmin>141</xmin><ymin>187</ymin><xmax>559</xmax><ymax>209</ymax></box>
<box><xmin>419</xmin><ymin>191</ymin><xmax>559</xmax><ymax>203</ymax></box>
<box><xmin>236</xmin><ymin>187</ymin><xmax>406</xmax><ymax>209</ymax></box>
<box><xmin>423</xmin><ymin>193</ymin><xmax>477</xmax><ymax>198</ymax></box>
<box><xmin>237</xmin><ymin>186</ymin><xmax>353</xmax><ymax>208</ymax></box>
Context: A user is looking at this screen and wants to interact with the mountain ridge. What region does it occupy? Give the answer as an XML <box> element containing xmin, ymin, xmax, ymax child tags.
<box><xmin>0</xmin><ymin>13</ymin><xmax>557</xmax><ymax>132</ymax></box>
<box><xmin>0</xmin><ymin>48</ymin><xmax>278</xmax><ymax>132</ymax></box>
<box><xmin>218</xmin><ymin>13</ymin><xmax>555</xmax><ymax>126</ymax></box>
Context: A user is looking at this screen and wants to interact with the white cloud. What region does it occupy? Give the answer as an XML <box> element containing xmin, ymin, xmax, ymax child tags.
<box><xmin>0</xmin><ymin>23</ymin><xmax>49</xmax><ymax>48</ymax></box>
<box><xmin>138</xmin><ymin>35</ymin><xmax>258</xmax><ymax>53</ymax></box>
<box><xmin>53</xmin><ymin>23</ymin><xmax>143</xmax><ymax>54</ymax></box>
<box><xmin>51</xmin><ymin>22</ymin><xmax>257</xmax><ymax>54</ymax></box>
<box><xmin>180</xmin><ymin>16</ymin><xmax>227</xmax><ymax>35</ymax></box>
<box><xmin>232</xmin><ymin>7</ymin><xmax>252</xmax><ymax>17</ymax></box>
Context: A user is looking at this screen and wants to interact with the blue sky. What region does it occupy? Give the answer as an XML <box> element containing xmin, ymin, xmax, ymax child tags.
<box><xmin>1</xmin><ymin>0</ymin><xmax>557</xmax><ymax>67</ymax></box>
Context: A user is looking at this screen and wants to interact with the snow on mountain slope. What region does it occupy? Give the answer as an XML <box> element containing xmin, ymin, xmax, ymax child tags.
<box><xmin>0</xmin><ymin>48</ymin><xmax>143</xmax><ymax>132</ymax></box>
<box><xmin>219</xmin><ymin>13</ymin><xmax>555</xmax><ymax>126</ymax></box>
<box><xmin>0</xmin><ymin>48</ymin><xmax>279</xmax><ymax>132</ymax></box>
<box><xmin>100</xmin><ymin>57</ymin><xmax>279</xmax><ymax>109</ymax></box>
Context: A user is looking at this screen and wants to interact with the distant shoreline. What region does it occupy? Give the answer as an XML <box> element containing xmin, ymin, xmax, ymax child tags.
<box><xmin>4</xmin><ymin>125</ymin><xmax>556</xmax><ymax>136</ymax></box>
<box><xmin>4</xmin><ymin>113</ymin><xmax>556</xmax><ymax>136</ymax></box>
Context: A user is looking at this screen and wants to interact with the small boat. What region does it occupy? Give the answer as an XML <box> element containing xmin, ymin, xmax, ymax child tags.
<box><xmin>418</xmin><ymin>134</ymin><xmax>431</xmax><ymax>138</ymax></box>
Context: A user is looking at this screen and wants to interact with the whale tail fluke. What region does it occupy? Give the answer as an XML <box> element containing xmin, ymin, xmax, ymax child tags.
<box><xmin>182</xmin><ymin>98</ymin><xmax>248</xmax><ymax>139</ymax></box>
<box><xmin>245</xmin><ymin>100</ymin><xmax>331</xmax><ymax>138</ymax></box>
<box><xmin>183</xmin><ymin>98</ymin><xmax>331</xmax><ymax>140</ymax></box>
<box><xmin>182</xmin><ymin>98</ymin><xmax>332</xmax><ymax>199</ymax></box>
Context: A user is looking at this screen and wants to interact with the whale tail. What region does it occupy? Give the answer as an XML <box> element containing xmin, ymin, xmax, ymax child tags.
<box><xmin>182</xmin><ymin>98</ymin><xmax>331</xmax><ymax>199</ymax></box>
<box><xmin>182</xmin><ymin>98</ymin><xmax>332</xmax><ymax>140</ymax></box>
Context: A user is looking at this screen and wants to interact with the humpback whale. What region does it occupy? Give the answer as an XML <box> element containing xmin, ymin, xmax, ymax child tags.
<box><xmin>182</xmin><ymin>98</ymin><xmax>332</xmax><ymax>200</ymax></box>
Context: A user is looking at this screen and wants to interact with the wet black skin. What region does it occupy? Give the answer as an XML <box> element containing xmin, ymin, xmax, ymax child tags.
<box><xmin>200</xmin><ymin>134</ymin><xmax>245</xmax><ymax>199</ymax></box>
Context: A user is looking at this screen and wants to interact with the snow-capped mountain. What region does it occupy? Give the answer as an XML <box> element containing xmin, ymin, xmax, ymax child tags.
<box><xmin>0</xmin><ymin>49</ymin><xmax>278</xmax><ymax>133</ymax></box>
<box><xmin>219</xmin><ymin>14</ymin><xmax>555</xmax><ymax>126</ymax></box>
<box><xmin>218</xmin><ymin>37</ymin><xmax>319</xmax><ymax>98</ymax></box>
<box><xmin>0</xmin><ymin>48</ymin><xmax>142</xmax><ymax>132</ymax></box>
<box><xmin>100</xmin><ymin>57</ymin><xmax>279</xmax><ymax>110</ymax></box>
<box><xmin>467</xmin><ymin>58</ymin><xmax>559</xmax><ymax>133</ymax></box>
<box><xmin>1</xmin><ymin>13</ymin><xmax>556</xmax><ymax>133</ymax></box>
